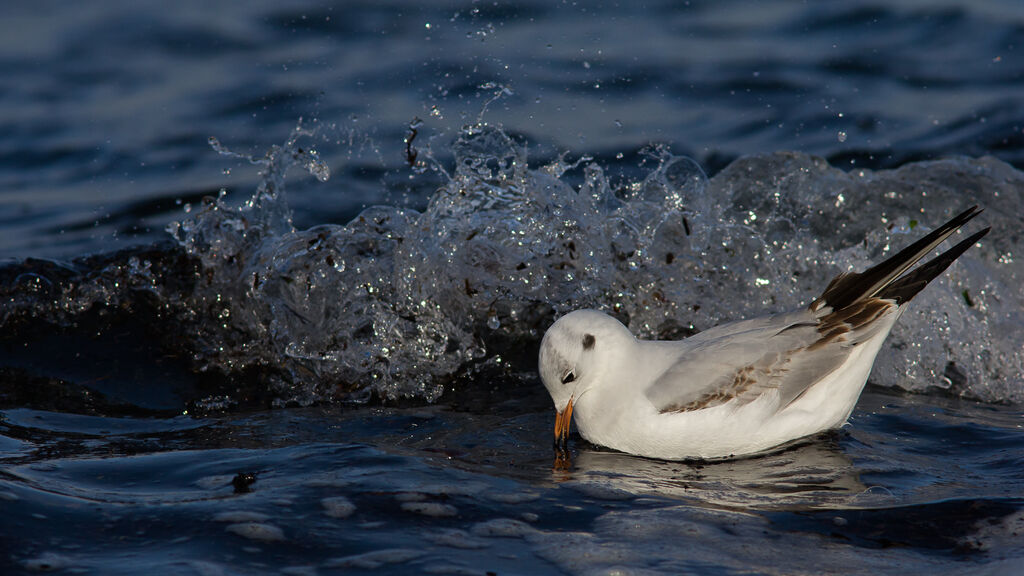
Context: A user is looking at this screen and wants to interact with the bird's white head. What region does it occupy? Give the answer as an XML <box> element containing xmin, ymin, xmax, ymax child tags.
<box><xmin>538</xmin><ymin>309</ymin><xmax>635</xmax><ymax>450</ymax></box>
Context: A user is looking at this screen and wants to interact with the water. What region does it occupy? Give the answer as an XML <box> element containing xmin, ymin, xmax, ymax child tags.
<box><xmin>3</xmin><ymin>1</ymin><xmax>1024</xmax><ymax>574</ymax></box>
<box><xmin>3</xmin><ymin>392</ymin><xmax>1023</xmax><ymax>574</ymax></box>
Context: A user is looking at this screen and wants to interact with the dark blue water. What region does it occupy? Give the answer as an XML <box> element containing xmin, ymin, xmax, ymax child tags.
<box><xmin>2</xmin><ymin>1</ymin><xmax>1024</xmax><ymax>574</ymax></box>
<box><xmin>4</xmin><ymin>1</ymin><xmax>1024</xmax><ymax>261</ymax></box>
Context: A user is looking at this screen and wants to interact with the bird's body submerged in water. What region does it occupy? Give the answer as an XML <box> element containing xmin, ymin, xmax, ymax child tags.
<box><xmin>539</xmin><ymin>207</ymin><xmax>989</xmax><ymax>460</ymax></box>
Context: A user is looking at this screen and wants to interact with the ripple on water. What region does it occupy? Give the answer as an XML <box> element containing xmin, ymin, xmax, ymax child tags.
<box><xmin>0</xmin><ymin>392</ymin><xmax>1021</xmax><ymax>574</ymax></box>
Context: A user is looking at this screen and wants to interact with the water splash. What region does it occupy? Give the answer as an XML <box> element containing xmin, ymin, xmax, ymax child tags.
<box><xmin>162</xmin><ymin>122</ymin><xmax>725</xmax><ymax>404</ymax></box>
<box><xmin>5</xmin><ymin>121</ymin><xmax>1019</xmax><ymax>407</ymax></box>
<box><xmin>159</xmin><ymin>122</ymin><xmax>1022</xmax><ymax>406</ymax></box>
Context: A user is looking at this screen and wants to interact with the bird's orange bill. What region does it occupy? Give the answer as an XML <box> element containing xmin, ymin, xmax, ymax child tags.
<box><xmin>553</xmin><ymin>397</ymin><xmax>575</xmax><ymax>452</ymax></box>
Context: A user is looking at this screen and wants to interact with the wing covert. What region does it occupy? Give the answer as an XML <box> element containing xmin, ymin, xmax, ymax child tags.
<box><xmin>645</xmin><ymin>299</ymin><xmax>895</xmax><ymax>413</ymax></box>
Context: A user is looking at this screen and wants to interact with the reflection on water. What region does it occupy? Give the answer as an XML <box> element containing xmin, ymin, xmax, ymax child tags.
<box><xmin>564</xmin><ymin>435</ymin><xmax>872</xmax><ymax>510</ymax></box>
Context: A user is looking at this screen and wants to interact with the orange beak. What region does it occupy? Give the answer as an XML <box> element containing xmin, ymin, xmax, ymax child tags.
<box><xmin>553</xmin><ymin>397</ymin><xmax>575</xmax><ymax>452</ymax></box>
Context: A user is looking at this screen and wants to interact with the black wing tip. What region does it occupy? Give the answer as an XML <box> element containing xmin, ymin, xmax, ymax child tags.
<box><xmin>814</xmin><ymin>206</ymin><xmax>987</xmax><ymax>311</ymax></box>
<box><xmin>879</xmin><ymin>225</ymin><xmax>990</xmax><ymax>304</ymax></box>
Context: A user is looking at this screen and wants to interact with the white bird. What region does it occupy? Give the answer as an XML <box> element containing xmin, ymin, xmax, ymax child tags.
<box><xmin>539</xmin><ymin>207</ymin><xmax>989</xmax><ymax>460</ymax></box>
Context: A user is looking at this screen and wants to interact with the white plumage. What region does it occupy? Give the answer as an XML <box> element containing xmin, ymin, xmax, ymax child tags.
<box><xmin>539</xmin><ymin>207</ymin><xmax>988</xmax><ymax>460</ymax></box>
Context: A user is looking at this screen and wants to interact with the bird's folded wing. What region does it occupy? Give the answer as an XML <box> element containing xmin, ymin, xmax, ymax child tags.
<box><xmin>645</xmin><ymin>300</ymin><xmax>895</xmax><ymax>413</ymax></box>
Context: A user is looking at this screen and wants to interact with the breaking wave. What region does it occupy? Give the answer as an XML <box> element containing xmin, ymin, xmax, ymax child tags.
<box><xmin>4</xmin><ymin>122</ymin><xmax>1022</xmax><ymax>408</ymax></box>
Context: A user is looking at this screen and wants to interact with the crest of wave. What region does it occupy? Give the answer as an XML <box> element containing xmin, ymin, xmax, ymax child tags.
<box><xmin>168</xmin><ymin>122</ymin><xmax>1023</xmax><ymax>405</ymax></box>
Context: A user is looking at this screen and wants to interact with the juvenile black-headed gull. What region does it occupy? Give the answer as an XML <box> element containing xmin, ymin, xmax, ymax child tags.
<box><xmin>539</xmin><ymin>206</ymin><xmax>989</xmax><ymax>460</ymax></box>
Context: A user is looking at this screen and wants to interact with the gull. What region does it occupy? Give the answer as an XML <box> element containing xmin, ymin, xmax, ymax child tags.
<box><xmin>539</xmin><ymin>206</ymin><xmax>989</xmax><ymax>460</ymax></box>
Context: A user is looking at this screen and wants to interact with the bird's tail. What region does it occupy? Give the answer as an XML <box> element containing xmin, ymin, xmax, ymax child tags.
<box><xmin>812</xmin><ymin>206</ymin><xmax>989</xmax><ymax>311</ymax></box>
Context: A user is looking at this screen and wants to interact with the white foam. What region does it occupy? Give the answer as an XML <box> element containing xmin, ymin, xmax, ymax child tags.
<box><xmin>325</xmin><ymin>549</ymin><xmax>424</xmax><ymax>569</ymax></box>
<box><xmin>321</xmin><ymin>496</ymin><xmax>356</xmax><ymax>518</ymax></box>
<box><xmin>225</xmin><ymin>522</ymin><xmax>286</xmax><ymax>542</ymax></box>
<box><xmin>470</xmin><ymin>518</ymin><xmax>538</xmax><ymax>538</ymax></box>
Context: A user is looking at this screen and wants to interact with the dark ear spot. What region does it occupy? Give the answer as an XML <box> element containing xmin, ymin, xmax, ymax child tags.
<box><xmin>582</xmin><ymin>333</ymin><xmax>596</xmax><ymax>350</ymax></box>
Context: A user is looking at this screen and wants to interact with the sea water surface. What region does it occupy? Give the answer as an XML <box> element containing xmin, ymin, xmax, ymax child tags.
<box><xmin>2</xmin><ymin>1</ymin><xmax>1024</xmax><ymax>574</ymax></box>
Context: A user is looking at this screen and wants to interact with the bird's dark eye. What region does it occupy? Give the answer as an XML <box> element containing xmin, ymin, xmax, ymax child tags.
<box><xmin>561</xmin><ymin>371</ymin><xmax>576</xmax><ymax>385</ymax></box>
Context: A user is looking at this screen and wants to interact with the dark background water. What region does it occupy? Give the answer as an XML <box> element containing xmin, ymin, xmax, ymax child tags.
<box><xmin>3</xmin><ymin>1</ymin><xmax>1024</xmax><ymax>574</ymax></box>
<box><xmin>3</xmin><ymin>1</ymin><xmax>1024</xmax><ymax>260</ymax></box>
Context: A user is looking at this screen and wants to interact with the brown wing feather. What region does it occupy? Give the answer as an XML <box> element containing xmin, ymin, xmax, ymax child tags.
<box><xmin>659</xmin><ymin>298</ymin><xmax>896</xmax><ymax>414</ymax></box>
<box><xmin>654</xmin><ymin>207</ymin><xmax>987</xmax><ymax>415</ymax></box>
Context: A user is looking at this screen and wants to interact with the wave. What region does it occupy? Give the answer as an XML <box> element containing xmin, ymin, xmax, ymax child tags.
<box><xmin>3</xmin><ymin>121</ymin><xmax>1021</xmax><ymax>409</ymax></box>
